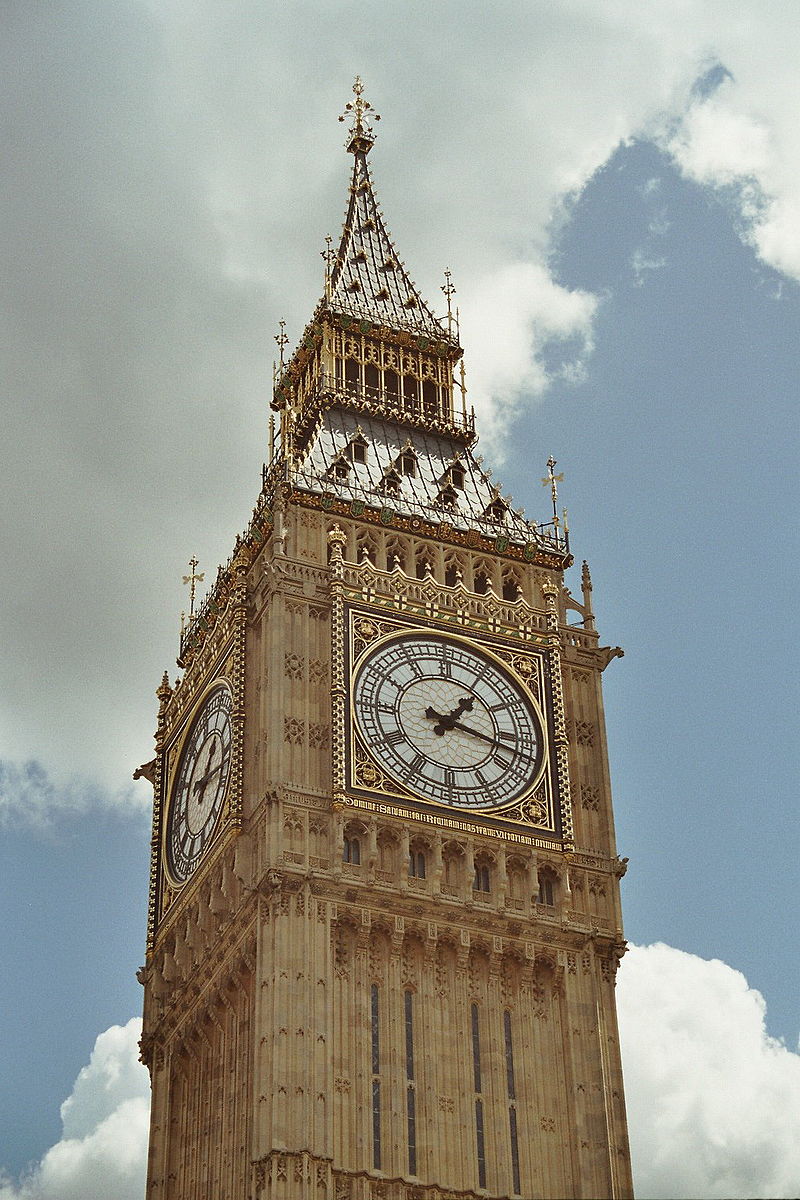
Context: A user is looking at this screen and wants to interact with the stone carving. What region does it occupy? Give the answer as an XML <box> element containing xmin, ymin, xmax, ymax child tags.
<box><xmin>284</xmin><ymin>652</ymin><xmax>305</xmax><ymax>679</ymax></box>
<box><xmin>581</xmin><ymin>784</ymin><xmax>600</xmax><ymax>810</ymax></box>
<box><xmin>284</xmin><ymin>717</ymin><xmax>305</xmax><ymax>745</ymax></box>
<box><xmin>574</xmin><ymin>720</ymin><xmax>595</xmax><ymax>747</ymax></box>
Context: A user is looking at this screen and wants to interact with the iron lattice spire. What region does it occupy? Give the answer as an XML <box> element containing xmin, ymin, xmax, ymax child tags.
<box><xmin>328</xmin><ymin>78</ymin><xmax>456</xmax><ymax>344</ymax></box>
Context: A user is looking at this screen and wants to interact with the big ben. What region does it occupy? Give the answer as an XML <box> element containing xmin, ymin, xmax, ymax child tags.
<box><xmin>139</xmin><ymin>79</ymin><xmax>634</xmax><ymax>1199</ymax></box>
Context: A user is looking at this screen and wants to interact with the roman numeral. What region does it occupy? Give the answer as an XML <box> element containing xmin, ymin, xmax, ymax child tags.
<box><xmin>406</xmin><ymin>753</ymin><xmax>426</xmax><ymax>777</ymax></box>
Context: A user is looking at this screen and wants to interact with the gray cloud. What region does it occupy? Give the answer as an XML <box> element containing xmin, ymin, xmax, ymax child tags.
<box><xmin>2</xmin><ymin>1</ymin><xmax>799</xmax><ymax>800</ymax></box>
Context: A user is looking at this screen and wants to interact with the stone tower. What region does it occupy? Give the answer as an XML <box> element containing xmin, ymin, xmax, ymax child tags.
<box><xmin>139</xmin><ymin>79</ymin><xmax>633</xmax><ymax>1200</ymax></box>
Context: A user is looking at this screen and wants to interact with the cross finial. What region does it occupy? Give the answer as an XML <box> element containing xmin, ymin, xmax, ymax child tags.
<box><xmin>541</xmin><ymin>456</ymin><xmax>565</xmax><ymax>530</ymax></box>
<box><xmin>338</xmin><ymin>76</ymin><xmax>380</xmax><ymax>154</ymax></box>
<box><xmin>182</xmin><ymin>555</ymin><xmax>204</xmax><ymax>618</ymax></box>
<box><xmin>275</xmin><ymin>319</ymin><xmax>288</xmax><ymax>368</ymax></box>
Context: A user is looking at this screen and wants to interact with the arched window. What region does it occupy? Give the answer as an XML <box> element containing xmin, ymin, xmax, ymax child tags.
<box><xmin>537</xmin><ymin>869</ymin><xmax>556</xmax><ymax>906</ymax></box>
<box><xmin>408</xmin><ymin>850</ymin><xmax>426</xmax><ymax>879</ymax></box>
<box><xmin>402</xmin><ymin>374</ymin><xmax>418</xmax><ymax>411</ymax></box>
<box><xmin>502</xmin><ymin>571</ymin><xmax>521</xmax><ymax>602</ymax></box>
<box><xmin>473</xmin><ymin>568</ymin><xmax>490</xmax><ymax>595</ymax></box>
<box><xmin>364</xmin><ymin>362</ymin><xmax>379</xmax><ymax>393</ymax></box>
<box><xmin>343</xmin><ymin>836</ymin><xmax>361</xmax><ymax>865</ymax></box>
<box><xmin>444</xmin><ymin>555</ymin><xmax>462</xmax><ymax>587</ymax></box>
<box><xmin>415</xmin><ymin>552</ymin><xmax>434</xmax><ymax>580</ymax></box>
<box><xmin>422</xmin><ymin>379</ymin><xmax>439</xmax><ymax>418</ymax></box>
<box><xmin>473</xmin><ymin>863</ymin><xmax>491</xmax><ymax>893</ymax></box>
<box><xmin>384</xmin><ymin>369</ymin><xmax>399</xmax><ymax>403</ymax></box>
<box><xmin>344</xmin><ymin>357</ymin><xmax>360</xmax><ymax>392</ymax></box>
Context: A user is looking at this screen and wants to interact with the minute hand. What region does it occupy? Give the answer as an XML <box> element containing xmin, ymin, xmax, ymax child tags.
<box><xmin>451</xmin><ymin>721</ymin><xmax>538</xmax><ymax>765</ymax></box>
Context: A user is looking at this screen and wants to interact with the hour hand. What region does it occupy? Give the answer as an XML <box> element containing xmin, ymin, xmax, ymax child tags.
<box><xmin>425</xmin><ymin>696</ymin><xmax>475</xmax><ymax>735</ymax></box>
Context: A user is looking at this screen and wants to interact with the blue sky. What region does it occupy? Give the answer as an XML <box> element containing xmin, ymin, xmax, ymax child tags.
<box><xmin>2</xmin><ymin>4</ymin><xmax>799</xmax><ymax>1198</ymax></box>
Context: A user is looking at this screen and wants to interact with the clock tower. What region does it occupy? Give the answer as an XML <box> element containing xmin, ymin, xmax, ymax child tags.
<box><xmin>140</xmin><ymin>79</ymin><xmax>633</xmax><ymax>1200</ymax></box>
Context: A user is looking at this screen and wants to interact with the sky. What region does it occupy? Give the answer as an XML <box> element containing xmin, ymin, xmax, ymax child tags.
<box><xmin>1</xmin><ymin>2</ymin><xmax>799</xmax><ymax>1197</ymax></box>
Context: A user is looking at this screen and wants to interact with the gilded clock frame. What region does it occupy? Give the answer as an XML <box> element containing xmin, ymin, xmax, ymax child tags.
<box><xmin>161</xmin><ymin>676</ymin><xmax>236</xmax><ymax>890</ymax></box>
<box><xmin>343</xmin><ymin>603</ymin><xmax>564</xmax><ymax>836</ymax></box>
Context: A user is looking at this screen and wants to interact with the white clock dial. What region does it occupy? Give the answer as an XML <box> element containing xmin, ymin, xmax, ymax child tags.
<box><xmin>166</xmin><ymin>684</ymin><xmax>233</xmax><ymax>883</ymax></box>
<box><xmin>352</xmin><ymin>632</ymin><xmax>542</xmax><ymax>809</ymax></box>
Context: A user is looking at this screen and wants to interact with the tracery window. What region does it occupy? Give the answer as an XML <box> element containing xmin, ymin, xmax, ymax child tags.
<box><xmin>385</xmin><ymin>537</ymin><xmax>408</xmax><ymax>572</ymax></box>
<box><xmin>356</xmin><ymin>530</ymin><xmax>378</xmax><ymax>564</ymax></box>
<box><xmin>371</xmin><ymin>984</ymin><xmax>381</xmax><ymax>1170</ymax></box>
<box><xmin>471</xmin><ymin>1004</ymin><xmax>487</xmax><ymax>1189</ymax></box>
<box><xmin>504</xmin><ymin>1010</ymin><xmax>521</xmax><ymax>1195</ymax></box>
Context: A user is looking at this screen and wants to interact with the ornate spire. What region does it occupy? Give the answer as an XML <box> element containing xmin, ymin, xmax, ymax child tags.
<box><xmin>328</xmin><ymin>78</ymin><xmax>455</xmax><ymax>344</ymax></box>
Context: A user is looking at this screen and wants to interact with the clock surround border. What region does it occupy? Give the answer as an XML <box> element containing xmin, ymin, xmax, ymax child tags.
<box><xmin>340</xmin><ymin>601</ymin><xmax>567</xmax><ymax>839</ymax></box>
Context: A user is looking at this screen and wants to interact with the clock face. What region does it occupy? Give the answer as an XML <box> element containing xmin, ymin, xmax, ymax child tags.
<box><xmin>352</xmin><ymin>631</ymin><xmax>543</xmax><ymax>809</ymax></box>
<box><xmin>165</xmin><ymin>684</ymin><xmax>233</xmax><ymax>884</ymax></box>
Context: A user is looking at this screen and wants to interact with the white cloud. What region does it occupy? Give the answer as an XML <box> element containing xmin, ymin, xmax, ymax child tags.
<box><xmin>618</xmin><ymin>943</ymin><xmax>800</xmax><ymax>1200</ymax></box>
<box><xmin>0</xmin><ymin>1020</ymin><xmax>150</xmax><ymax>1200</ymax></box>
<box><xmin>459</xmin><ymin>263</ymin><xmax>598</xmax><ymax>452</ymax></box>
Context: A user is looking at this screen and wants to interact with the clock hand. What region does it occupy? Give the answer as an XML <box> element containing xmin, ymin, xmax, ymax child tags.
<box><xmin>193</xmin><ymin>760</ymin><xmax>223</xmax><ymax>795</ymax></box>
<box><xmin>424</xmin><ymin>696</ymin><xmax>475</xmax><ymax>735</ymax></box>
<box><xmin>449</xmin><ymin>720</ymin><xmax>539</xmax><ymax>766</ymax></box>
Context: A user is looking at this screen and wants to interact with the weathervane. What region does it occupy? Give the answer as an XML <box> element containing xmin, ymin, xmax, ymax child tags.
<box><xmin>182</xmin><ymin>555</ymin><xmax>204</xmax><ymax>619</ymax></box>
<box><xmin>541</xmin><ymin>455</ymin><xmax>565</xmax><ymax>531</ymax></box>
<box><xmin>442</xmin><ymin>269</ymin><xmax>456</xmax><ymax>335</ymax></box>
<box><xmin>338</xmin><ymin>76</ymin><xmax>380</xmax><ymax>153</ymax></box>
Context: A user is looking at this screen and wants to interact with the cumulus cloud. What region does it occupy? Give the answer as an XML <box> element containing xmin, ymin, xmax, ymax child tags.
<box><xmin>618</xmin><ymin>943</ymin><xmax>800</xmax><ymax>1200</ymax></box>
<box><xmin>4</xmin><ymin>950</ymin><xmax>799</xmax><ymax>1200</ymax></box>
<box><xmin>0</xmin><ymin>1020</ymin><xmax>150</xmax><ymax>1200</ymax></box>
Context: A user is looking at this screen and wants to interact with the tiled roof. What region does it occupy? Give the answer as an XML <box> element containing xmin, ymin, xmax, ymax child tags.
<box><xmin>294</xmin><ymin>408</ymin><xmax>538</xmax><ymax>545</ymax></box>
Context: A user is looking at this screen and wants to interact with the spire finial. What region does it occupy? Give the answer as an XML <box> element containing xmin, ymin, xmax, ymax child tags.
<box><xmin>541</xmin><ymin>456</ymin><xmax>565</xmax><ymax>532</ymax></box>
<box><xmin>275</xmin><ymin>319</ymin><xmax>288</xmax><ymax>369</ymax></box>
<box><xmin>338</xmin><ymin>76</ymin><xmax>380</xmax><ymax>154</ymax></box>
<box><xmin>442</xmin><ymin>269</ymin><xmax>456</xmax><ymax>335</ymax></box>
<box><xmin>182</xmin><ymin>556</ymin><xmax>204</xmax><ymax>619</ymax></box>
